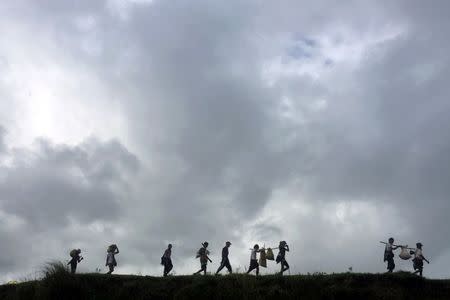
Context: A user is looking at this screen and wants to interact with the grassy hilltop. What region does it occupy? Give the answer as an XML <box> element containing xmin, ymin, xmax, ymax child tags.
<box><xmin>1</xmin><ymin>263</ymin><xmax>450</xmax><ymax>300</ymax></box>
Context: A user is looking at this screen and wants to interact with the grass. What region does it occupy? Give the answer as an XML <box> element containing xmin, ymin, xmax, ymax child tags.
<box><xmin>1</xmin><ymin>263</ymin><xmax>450</xmax><ymax>300</ymax></box>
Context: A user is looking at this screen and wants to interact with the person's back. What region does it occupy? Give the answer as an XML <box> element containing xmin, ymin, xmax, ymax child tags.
<box><xmin>222</xmin><ymin>246</ymin><xmax>228</xmax><ymax>259</ymax></box>
<box><xmin>164</xmin><ymin>248</ymin><xmax>172</xmax><ymax>259</ymax></box>
<box><xmin>162</xmin><ymin>244</ymin><xmax>173</xmax><ymax>276</ymax></box>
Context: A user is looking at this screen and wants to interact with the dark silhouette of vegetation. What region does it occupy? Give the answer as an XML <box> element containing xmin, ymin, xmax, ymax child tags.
<box><xmin>1</xmin><ymin>263</ymin><xmax>450</xmax><ymax>300</ymax></box>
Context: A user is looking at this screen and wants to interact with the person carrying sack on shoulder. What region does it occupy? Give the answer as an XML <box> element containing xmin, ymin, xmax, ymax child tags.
<box><xmin>412</xmin><ymin>242</ymin><xmax>429</xmax><ymax>277</ymax></box>
<box><xmin>384</xmin><ymin>237</ymin><xmax>400</xmax><ymax>273</ymax></box>
<box><xmin>246</xmin><ymin>244</ymin><xmax>261</xmax><ymax>276</ymax></box>
<box><xmin>194</xmin><ymin>242</ymin><xmax>211</xmax><ymax>275</ymax></box>
<box><xmin>276</xmin><ymin>241</ymin><xmax>290</xmax><ymax>275</ymax></box>
<box><xmin>106</xmin><ymin>244</ymin><xmax>120</xmax><ymax>274</ymax></box>
<box><xmin>216</xmin><ymin>241</ymin><xmax>232</xmax><ymax>275</ymax></box>
<box><xmin>161</xmin><ymin>244</ymin><xmax>173</xmax><ymax>277</ymax></box>
<box><xmin>68</xmin><ymin>249</ymin><xmax>83</xmax><ymax>274</ymax></box>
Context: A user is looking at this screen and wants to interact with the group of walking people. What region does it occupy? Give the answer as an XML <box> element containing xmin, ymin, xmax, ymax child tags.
<box><xmin>67</xmin><ymin>238</ymin><xmax>430</xmax><ymax>277</ymax></box>
<box><xmin>162</xmin><ymin>240</ymin><xmax>290</xmax><ymax>277</ymax></box>
<box><xmin>383</xmin><ymin>237</ymin><xmax>430</xmax><ymax>277</ymax></box>
<box><xmin>68</xmin><ymin>244</ymin><xmax>120</xmax><ymax>275</ymax></box>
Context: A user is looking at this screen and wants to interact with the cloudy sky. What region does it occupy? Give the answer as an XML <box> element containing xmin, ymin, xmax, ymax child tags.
<box><xmin>1</xmin><ymin>0</ymin><xmax>450</xmax><ymax>281</ymax></box>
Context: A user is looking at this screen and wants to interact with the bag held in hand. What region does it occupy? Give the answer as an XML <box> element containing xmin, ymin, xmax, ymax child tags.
<box><xmin>259</xmin><ymin>248</ymin><xmax>267</xmax><ymax>268</ymax></box>
<box><xmin>399</xmin><ymin>247</ymin><xmax>412</xmax><ymax>260</ymax></box>
<box><xmin>266</xmin><ymin>248</ymin><xmax>275</xmax><ymax>260</ymax></box>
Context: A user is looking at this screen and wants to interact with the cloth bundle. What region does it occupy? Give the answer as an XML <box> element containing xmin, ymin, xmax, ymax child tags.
<box><xmin>399</xmin><ymin>246</ymin><xmax>412</xmax><ymax>260</ymax></box>
<box><xmin>266</xmin><ymin>248</ymin><xmax>275</xmax><ymax>260</ymax></box>
<box><xmin>70</xmin><ymin>249</ymin><xmax>79</xmax><ymax>258</ymax></box>
<box><xmin>259</xmin><ymin>248</ymin><xmax>267</xmax><ymax>268</ymax></box>
<box><xmin>107</xmin><ymin>244</ymin><xmax>117</xmax><ymax>253</ymax></box>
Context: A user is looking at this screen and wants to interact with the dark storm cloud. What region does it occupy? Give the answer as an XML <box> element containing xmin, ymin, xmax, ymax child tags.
<box><xmin>1</xmin><ymin>0</ymin><xmax>450</xmax><ymax>279</ymax></box>
<box><xmin>0</xmin><ymin>137</ymin><xmax>138</xmax><ymax>228</ymax></box>
<box><xmin>0</xmin><ymin>132</ymin><xmax>139</xmax><ymax>274</ymax></box>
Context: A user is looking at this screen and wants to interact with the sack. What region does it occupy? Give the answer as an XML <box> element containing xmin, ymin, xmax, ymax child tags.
<box><xmin>161</xmin><ymin>256</ymin><xmax>165</xmax><ymax>265</ymax></box>
<box><xmin>70</xmin><ymin>249</ymin><xmax>78</xmax><ymax>258</ymax></box>
<box><xmin>399</xmin><ymin>247</ymin><xmax>412</xmax><ymax>260</ymax></box>
<box><xmin>259</xmin><ymin>249</ymin><xmax>267</xmax><ymax>268</ymax></box>
<box><xmin>108</xmin><ymin>244</ymin><xmax>117</xmax><ymax>253</ymax></box>
<box><xmin>266</xmin><ymin>248</ymin><xmax>274</xmax><ymax>260</ymax></box>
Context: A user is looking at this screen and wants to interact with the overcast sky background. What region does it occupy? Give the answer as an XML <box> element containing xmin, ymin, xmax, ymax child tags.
<box><xmin>1</xmin><ymin>0</ymin><xmax>450</xmax><ymax>281</ymax></box>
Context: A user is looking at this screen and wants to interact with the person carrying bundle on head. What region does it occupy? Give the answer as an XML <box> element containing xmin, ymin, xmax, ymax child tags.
<box><xmin>106</xmin><ymin>244</ymin><xmax>120</xmax><ymax>274</ymax></box>
<box><xmin>276</xmin><ymin>241</ymin><xmax>290</xmax><ymax>275</ymax></box>
<box><xmin>383</xmin><ymin>238</ymin><xmax>400</xmax><ymax>273</ymax></box>
<box><xmin>246</xmin><ymin>244</ymin><xmax>261</xmax><ymax>276</ymax></box>
<box><xmin>161</xmin><ymin>244</ymin><xmax>173</xmax><ymax>277</ymax></box>
<box><xmin>194</xmin><ymin>242</ymin><xmax>211</xmax><ymax>275</ymax></box>
<box><xmin>216</xmin><ymin>241</ymin><xmax>232</xmax><ymax>275</ymax></box>
<box><xmin>412</xmin><ymin>242</ymin><xmax>430</xmax><ymax>277</ymax></box>
<box><xmin>68</xmin><ymin>249</ymin><xmax>83</xmax><ymax>274</ymax></box>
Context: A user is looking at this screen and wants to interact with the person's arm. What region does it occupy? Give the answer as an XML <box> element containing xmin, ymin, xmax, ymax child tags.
<box><xmin>422</xmin><ymin>255</ymin><xmax>430</xmax><ymax>264</ymax></box>
<box><xmin>115</xmin><ymin>248</ymin><xmax>120</xmax><ymax>254</ymax></box>
<box><xmin>286</xmin><ymin>245</ymin><xmax>290</xmax><ymax>252</ymax></box>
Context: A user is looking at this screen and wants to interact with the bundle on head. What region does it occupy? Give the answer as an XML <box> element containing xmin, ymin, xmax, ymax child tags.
<box><xmin>107</xmin><ymin>244</ymin><xmax>117</xmax><ymax>253</ymax></box>
<box><xmin>70</xmin><ymin>249</ymin><xmax>80</xmax><ymax>258</ymax></box>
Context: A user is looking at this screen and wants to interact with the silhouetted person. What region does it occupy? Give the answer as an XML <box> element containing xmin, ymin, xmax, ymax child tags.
<box><xmin>194</xmin><ymin>242</ymin><xmax>211</xmax><ymax>275</ymax></box>
<box><xmin>216</xmin><ymin>241</ymin><xmax>232</xmax><ymax>275</ymax></box>
<box><xmin>68</xmin><ymin>249</ymin><xmax>83</xmax><ymax>274</ymax></box>
<box><xmin>162</xmin><ymin>244</ymin><xmax>173</xmax><ymax>277</ymax></box>
<box><xmin>412</xmin><ymin>243</ymin><xmax>429</xmax><ymax>277</ymax></box>
<box><xmin>246</xmin><ymin>244</ymin><xmax>260</xmax><ymax>275</ymax></box>
<box><xmin>276</xmin><ymin>241</ymin><xmax>290</xmax><ymax>275</ymax></box>
<box><xmin>384</xmin><ymin>238</ymin><xmax>399</xmax><ymax>273</ymax></box>
<box><xmin>106</xmin><ymin>244</ymin><xmax>119</xmax><ymax>274</ymax></box>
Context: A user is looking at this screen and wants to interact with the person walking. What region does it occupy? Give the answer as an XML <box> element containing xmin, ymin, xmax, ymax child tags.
<box><xmin>68</xmin><ymin>249</ymin><xmax>83</xmax><ymax>274</ymax></box>
<box><xmin>276</xmin><ymin>241</ymin><xmax>290</xmax><ymax>275</ymax></box>
<box><xmin>106</xmin><ymin>244</ymin><xmax>120</xmax><ymax>274</ymax></box>
<box><xmin>194</xmin><ymin>242</ymin><xmax>211</xmax><ymax>275</ymax></box>
<box><xmin>246</xmin><ymin>244</ymin><xmax>261</xmax><ymax>275</ymax></box>
<box><xmin>162</xmin><ymin>244</ymin><xmax>173</xmax><ymax>277</ymax></box>
<box><xmin>384</xmin><ymin>238</ymin><xmax>400</xmax><ymax>273</ymax></box>
<box><xmin>412</xmin><ymin>242</ymin><xmax>430</xmax><ymax>277</ymax></box>
<box><xmin>216</xmin><ymin>241</ymin><xmax>232</xmax><ymax>275</ymax></box>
